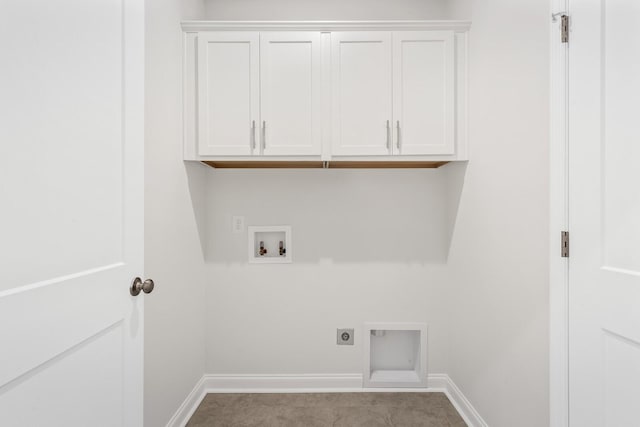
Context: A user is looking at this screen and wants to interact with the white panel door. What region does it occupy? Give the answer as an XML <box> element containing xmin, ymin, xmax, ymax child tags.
<box><xmin>260</xmin><ymin>32</ymin><xmax>322</xmax><ymax>156</ymax></box>
<box><xmin>198</xmin><ymin>32</ymin><xmax>259</xmax><ymax>156</ymax></box>
<box><xmin>392</xmin><ymin>31</ymin><xmax>455</xmax><ymax>155</ymax></box>
<box><xmin>331</xmin><ymin>32</ymin><xmax>392</xmax><ymax>156</ymax></box>
<box><xmin>569</xmin><ymin>1</ymin><xmax>640</xmax><ymax>426</ymax></box>
<box><xmin>0</xmin><ymin>0</ymin><xmax>144</xmax><ymax>426</ymax></box>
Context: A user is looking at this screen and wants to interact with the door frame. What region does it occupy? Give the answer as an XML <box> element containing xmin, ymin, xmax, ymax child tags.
<box><xmin>549</xmin><ymin>0</ymin><xmax>569</xmax><ymax>426</ymax></box>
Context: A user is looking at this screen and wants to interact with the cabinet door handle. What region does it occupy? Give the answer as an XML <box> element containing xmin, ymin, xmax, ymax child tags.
<box><xmin>386</xmin><ymin>120</ymin><xmax>391</xmax><ymax>151</ymax></box>
<box><xmin>262</xmin><ymin>121</ymin><xmax>266</xmax><ymax>150</ymax></box>
<box><xmin>251</xmin><ymin>120</ymin><xmax>256</xmax><ymax>150</ymax></box>
<box><xmin>396</xmin><ymin>120</ymin><xmax>401</xmax><ymax>152</ymax></box>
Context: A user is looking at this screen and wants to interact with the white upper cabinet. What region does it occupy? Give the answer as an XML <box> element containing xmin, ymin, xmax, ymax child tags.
<box><xmin>331</xmin><ymin>32</ymin><xmax>393</xmax><ymax>156</ymax></box>
<box><xmin>197</xmin><ymin>32</ymin><xmax>259</xmax><ymax>156</ymax></box>
<box><xmin>184</xmin><ymin>22</ymin><xmax>470</xmax><ymax>164</ymax></box>
<box><xmin>392</xmin><ymin>31</ymin><xmax>455</xmax><ymax>155</ymax></box>
<box><xmin>260</xmin><ymin>32</ymin><xmax>322</xmax><ymax>156</ymax></box>
<box><xmin>331</xmin><ymin>31</ymin><xmax>455</xmax><ymax>157</ymax></box>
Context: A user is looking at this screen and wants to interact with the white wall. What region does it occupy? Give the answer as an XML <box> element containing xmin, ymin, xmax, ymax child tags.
<box><xmin>144</xmin><ymin>1</ymin><xmax>208</xmax><ymax>426</ymax></box>
<box><xmin>199</xmin><ymin>0</ymin><xmax>457</xmax><ymax>380</ymax></box>
<box><xmin>186</xmin><ymin>2</ymin><xmax>550</xmax><ymax>426</ymax></box>
<box><xmin>204</xmin><ymin>169</ymin><xmax>459</xmax><ymax>375</ymax></box>
<box><xmin>204</xmin><ymin>0</ymin><xmax>449</xmax><ymax>20</ymax></box>
<box><xmin>444</xmin><ymin>1</ymin><xmax>550</xmax><ymax>426</ymax></box>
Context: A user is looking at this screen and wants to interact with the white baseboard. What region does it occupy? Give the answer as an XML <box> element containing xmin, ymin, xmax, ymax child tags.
<box><xmin>440</xmin><ymin>375</ymin><xmax>489</xmax><ymax>427</ymax></box>
<box><xmin>202</xmin><ymin>373</ymin><xmax>363</xmax><ymax>392</ymax></box>
<box><xmin>166</xmin><ymin>373</ymin><xmax>488</xmax><ymax>427</ymax></box>
<box><xmin>165</xmin><ymin>375</ymin><xmax>207</xmax><ymax>427</ymax></box>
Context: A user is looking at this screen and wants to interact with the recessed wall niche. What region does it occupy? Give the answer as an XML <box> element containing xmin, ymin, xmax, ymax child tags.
<box><xmin>248</xmin><ymin>225</ymin><xmax>292</xmax><ymax>264</ymax></box>
<box><xmin>364</xmin><ymin>322</ymin><xmax>428</xmax><ymax>388</ymax></box>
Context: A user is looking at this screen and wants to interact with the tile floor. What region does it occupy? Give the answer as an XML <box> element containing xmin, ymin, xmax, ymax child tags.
<box><xmin>186</xmin><ymin>392</ymin><xmax>467</xmax><ymax>426</ymax></box>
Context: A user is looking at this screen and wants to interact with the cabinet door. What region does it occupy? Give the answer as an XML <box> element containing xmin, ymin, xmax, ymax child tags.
<box><xmin>331</xmin><ymin>32</ymin><xmax>392</xmax><ymax>156</ymax></box>
<box><xmin>197</xmin><ymin>32</ymin><xmax>259</xmax><ymax>156</ymax></box>
<box><xmin>393</xmin><ymin>31</ymin><xmax>455</xmax><ymax>155</ymax></box>
<box><xmin>260</xmin><ymin>32</ymin><xmax>322</xmax><ymax>156</ymax></box>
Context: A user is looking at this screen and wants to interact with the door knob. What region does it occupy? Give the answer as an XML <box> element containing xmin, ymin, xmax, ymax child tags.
<box><xmin>130</xmin><ymin>277</ymin><xmax>155</xmax><ymax>296</ymax></box>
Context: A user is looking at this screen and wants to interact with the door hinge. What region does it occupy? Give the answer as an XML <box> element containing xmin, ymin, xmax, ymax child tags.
<box><xmin>561</xmin><ymin>15</ymin><xmax>569</xmax><ymax>43</ymax></box>
<box><xmin>561</xmin><ymin>231</ymin><xmax>569</xmax><ymax>257</ymax></box>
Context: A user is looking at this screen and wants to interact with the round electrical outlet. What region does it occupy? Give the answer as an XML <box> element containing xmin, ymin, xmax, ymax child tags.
<box><xmin>337</xmin><ymin>328</ymin><xmax>354</xmax><ymax>345</ymax></box>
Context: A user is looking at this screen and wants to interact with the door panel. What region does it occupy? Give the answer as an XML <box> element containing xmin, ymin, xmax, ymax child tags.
<box><xmin>197</xmin><ymin>32</ymin><xmax>259</xmax><ymax>156</ymax></box>
<box><xmin>331</xmin><ymin>32</ymin><xmax>392</xmax><ymax>156</ymax></box>
<box><xmin>0</xmin><ymin>270</ymin><xmax>125</xmax><ymax>388</ymax></box>
<box><xmin>0</xmin><ymin>0</ymin><xmax>144</xmax><ymax>425</ymax></box>
<box><xmin>0</xmin><ymin>4</ymin><xmax>124</xmax><ymax>292</ymax></box>
<box><xmin>260</xmin><ymin>32</ymin><xmax>321</xmax><ymax>156</ymax></box>
<box><xmin>393</xmin><ymin>31</ymin><xmax>455</xmax><ymax>155</ymax></box>
<box><xmin>1</xmin><ymin>324</ymin><xmax>124</xmax><ymax>427</ymax></box>
<box><xmin>603</xmin><ymin>331</ymin><xmax>640</xmax><ymax>427</ymax></box>
<box><xmin>601</xmin><ymin>2</ymin><xmax>640</xmax><ymax>273</ymax></box>
<box><xmin>569</xmin><ymin>1</ymin><xmax>640</xmax><ymax>426</ymax></box>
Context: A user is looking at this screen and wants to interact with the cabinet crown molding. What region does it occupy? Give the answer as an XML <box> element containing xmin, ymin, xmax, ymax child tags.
<box><xmin>181</xmin><ymin>20</ymin><xmax>472</xmax><ymax>32</ymax></box>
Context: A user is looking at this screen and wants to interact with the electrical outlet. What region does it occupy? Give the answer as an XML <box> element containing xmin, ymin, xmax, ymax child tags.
<box><xmin>232</xmin><ymin>216</ymin><xmax>245</xmax><ymax>234</ymax></box>
<box><xmin>337</xmin><ymin>328</ymin><xmax>354</xmax><ymax>345</ymax></box>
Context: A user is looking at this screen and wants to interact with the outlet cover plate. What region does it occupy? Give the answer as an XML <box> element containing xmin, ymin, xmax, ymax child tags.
<box><xmin>337</xmin><ymin>328</ymin><xmax>354</xmax><ymax>345</ymax></box>
<box><xmin>232</xmin><ymin>216</ymin><xmax>245</xmax><ymax>233</ymax></box>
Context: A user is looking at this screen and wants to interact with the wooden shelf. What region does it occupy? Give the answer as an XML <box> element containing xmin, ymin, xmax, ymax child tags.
<box><xmin>201</xmin><ymin>160</ymin><xmax>449</xmax><ymax>169</ymax></box>
<box><xmin>329</xmin><ymin>161</ymin><xmax>448</xmax><ymax>169</ymax></box>
<box><xmin>203</xmin><ymin>161</ymin><xmax>323</xmax><ymax>169</ymax></box>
